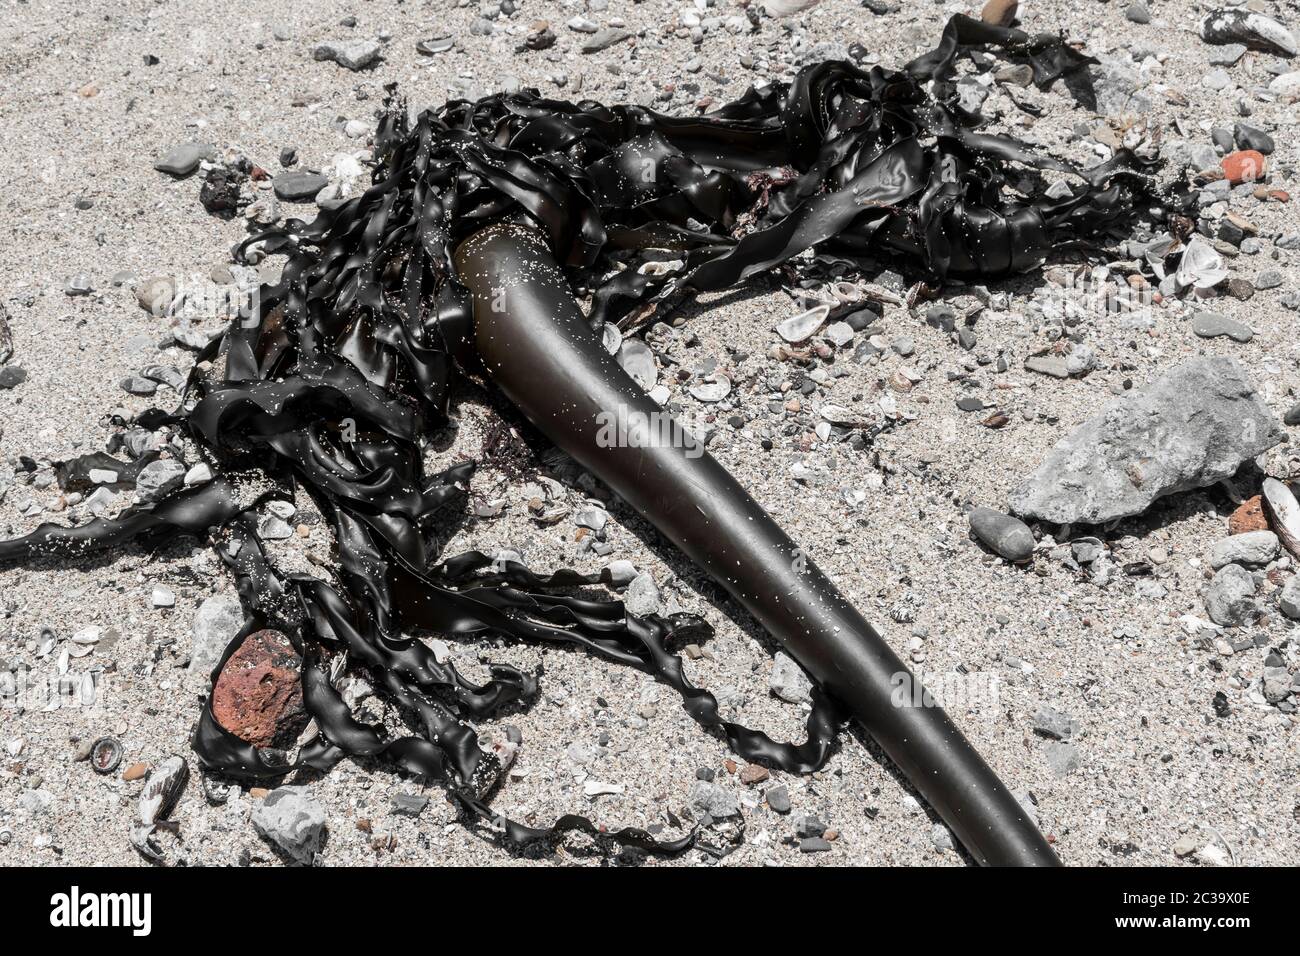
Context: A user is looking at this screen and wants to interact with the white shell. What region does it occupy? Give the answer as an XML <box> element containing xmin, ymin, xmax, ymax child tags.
<box><xmin>1263</xmin><ymin>477</ymin><xmax>1300</xmax><ymax>558</ymax></box>
<box><xmin>777</xmin><ymin>304</ymin><xmax>829</xmax><ymax>343</ymax></box>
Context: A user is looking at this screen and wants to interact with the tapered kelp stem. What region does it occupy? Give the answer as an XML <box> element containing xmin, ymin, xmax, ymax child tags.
<box><xmin>454</xmin><ymin>223</ymin><xmax>1060</xmax><ymax>866</ymax></box>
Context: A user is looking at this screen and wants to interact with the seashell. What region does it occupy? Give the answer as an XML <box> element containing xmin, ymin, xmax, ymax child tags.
<box><xmin>617</xmin><ymin>338</ymin><xmax>657</xmax><ymax>390</ymax></box>
<box><xmin>601</xmin><ymin>323</ymin><xmax>623</xmax><ymax>355</ymax></box>
<box><xmin>90</xmin><ymin>737</ymin><xmax>123</xmax><ymax>774</ymax></box>
<box><xmin>1200</xmin><ymin>10</ymin><xmax>1297</xmax><ymax>57</ymax></box>
<box><xmin>71</xmin><ymin>626</ymin><xmax>101</xmax><ymax>645</ymax></box>
<box><xmin>583</xmin><ymin>780</ymin><xmax>625</xmax><ymax>797</ymax></box>
<box><xmin>637</xmin><ymin>258</ymin><xmax>684</xmax><ymax>277</ymax></box>
<box><xmin>1262</xmin><ymin>477</ymin><xmax>1300</xmax><ymax>558</ymax></box>
<box><xmin>1174</xmin><ymin>237</ymin><xmax>1227</xmax><ymax>291</ymax></box>
<box><xmin>689</xmin><ymin>376</ymin><xmax>732</xmax><ymax>402</ymax></box>
<box><xmin>130</xmin><ymin>756</ymin><xmax>189</xmax><ymax>863</ymax></box>
<box><xmin>777</xmin><ymin>304</ymin><xmax>829</xmax><ymax>343</ymax></box>
<box><xmin>35</xmin><ymin>628</ymin><xmax>57</xmax><ymax>658</ymax></box>
<box><xmin>137</xmin><ymin>756</ymin><xmax>189</xmax><ymax>826</ymax></box>
<box><xmin>819</xmin><ymin>403</ymin><xmax>861</xmax><ymax>426</ymax></box>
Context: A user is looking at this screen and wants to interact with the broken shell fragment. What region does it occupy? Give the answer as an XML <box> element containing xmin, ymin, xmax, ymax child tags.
<box><xmin>1200</xmin><ymin>9</ymin><xmax>1298</xmax><ymax>57</ymax></box>
<box><xmin>777</xmin><ymin>304</ymin><xmax>829</xmax><ymax>343</ymax></box>
<box><xmin>130</xmin><ymin>755</ymin><xmax>190</xmax><ymax>863</ymax></box>
<box><xmin>1262</xmin><ymin>477</ymin><xmax>1300</xmax><ymax>559</ymax></box>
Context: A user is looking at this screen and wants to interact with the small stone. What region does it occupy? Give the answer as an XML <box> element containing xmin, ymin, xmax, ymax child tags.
<box><xmin>931</xmin><ymin>823</ymin><xmax>955</xmax><ymax>851</ymax></box>
<box><xmin>190</xmin><ymin>594</ymin><xmax>245</xmax><ymax>677</ymax></box>
<box><xmin>1221</xmin><ymin>150</ymin><xmax>1267</xmax><ymax>185</ymax></box>
<box><xmin>391</xmin><ymin>794</ymin><xmax>429</xmax><ymax>816</ymax></box>
<box><xmin>1228</xmin><ymin>496</ymin><xmax>1268</xmax><ymax>534</ymax></box>
<box><xmin>1031</xmin><ymin>705</ymin><xmax>1075</xmax><ymax>740</ymax></box>
<box><xmin>151</xmin><ymin>585</ymin><xmax>175</xmax><ymax>608</ymax></box>
<box><xmin>765</xmin><ymin>785</ymin><xmax>791</xmax><ymax>814</ymax></box>
<box><xmin>582</xmin><ymin>28</ymin><xmax>632</xmax><ymax>53</ymax></box>
<box><xmin>135</xmin><ymin>276</ymin><xmax>177</xmax><ymax>316</ymax></box>
<box><xmin>212</xmin><ymin>629</ymin><xmax>308</xmax><ymax>749</ymax></box>
<box><xmin>1043</xmin><ymin>741</ymin><xmax>1081</xmax><ymax>777</ymax></box>
<box><xmin>968</xmin><ymin>507</ymin><xmax>1035</xmax><ymax>562</ymax></box>
<box><xmin>1172</xmin><ymin>833</ymin><xmax>1199</xmax><ymax>858</ymax></box>
<box><xmin>273</xmin><ymin>171</ymin><xmax>329</xmax><ymax>202</ymax></box>
<box><xmin>252</xmin><ymin>786</ymin><xmax>327</xmax><ymax>864</ymax></box>
<box><xmin>1278</xmin><ymin>576</ymin><xmax>1300</xmax><ymax>619</ymax></box>
<box><xmin>770</xmin><ymin>651</ymin><xmax>813</xmax><ymax>704</ymax></box>
<box><xmin>0</xmin><ymin>366</ymin><xmax>28</xmax><ymax>390</ymax></box>
<box><xmin>739</xmin><ymin>764</ymin><xmax>769</xmax><ymax>785</ymax></box>
<box><xmin>799</xmin><ymin>836</ymin><xmax>833</xmax><ymax>853</ymax></box>
<box><xmin>1208</xmin><ymin>530</ymin><xmax>1279</xmax><ymax>568</ymax></box>
<box><xmin>604</xmin><ymin>560</ymin><xmax>637</xmax><ymax>588</ymax></box>
<box><xmin>689</xmin><ymin>780</ymin><xmax>739</xmax><ymax>819</ymax></box>
<box><xmin>1125</xmin><ymin>2</ymin><xmax>1150</xmax><ymax>24</ymax></box>
<box><xmin>1191</xmin><ymin>311</ymin><xmax>1252</xmax><ymax>342</ymax></box>
<box><xmin>153</xmin><ymin>143</ymin><xmax>217</xmax><ymax>177</ymax></box>
<box><xmin>1203</xmin><ymin>563</ymin><xmax>1257</xmax><ymax>627</ymax></box>
<box><xmin>980</xmin><ymin>0</ymin><xmax>1017</xmax><ymax>27</ymax></box>
<box><xmin>794</xmin><ymin>814</ymin><xmax>827</xmax><ymax>838</ymax></box>
<box><xmin>134</xmin><ymin>458</ymin><xmax>185</xmax><ymax>503</ymax></box>
<box><xmin>1234</xmin><ymin>124</ymin><xmax>1275</xmax><ymax>155</ymax></box>
<box><xmin>123</xmin><ymin>762</ymin><xmax>150</xmax><ymax>781</ymax></box>
<box><xmin>624</xmin><ymin>572</ymin><xmax>662</xmax><ymax>616</ymax></box>
<box><xmin>312</xmin><ymin>39</ymin><xmax>382</xmax><ymax>71</ymax></box>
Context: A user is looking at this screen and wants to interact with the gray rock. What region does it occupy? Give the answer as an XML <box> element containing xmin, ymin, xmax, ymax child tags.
<box><xmin>1208</xmin><ymin>530</ymin><xmax>1279</xmax><ymax>568</ymax></box>
<box><xmin>765</xmin><ymin>785</ymin><xmax>791</xmax><ymax>814</ymax></box>
<box><xmin>624</xmin><ymin>572</ymin><xmax>662</xmax><ymax>616</ymax></box>
<box><xmin>190</xmin><ymin>594</ymin><xmax>244</xmax><ymax>675</ymax></box>
<box><xmin>312</xmin><ymin>39</ymin><xmax>382</xmax><ymax>71</ymax></box>
<box><xmin>1279</xmin><ymin>576</ymin><xmax>1300</xmax><ymax>619</ymax></box>
<box><xmin>1009</xmin><ymin>357</ymin><xmax>1283</xmax><ymax>524</ymax></box>
<box><xmin>581</xmin><ymin>28</ymin><xmax>632</xmax><ymax>53</ymax></box>
<box><xmin>931</xmin><ymin>822</ymin><xmax>955</xmax><ymax>851</ymax></box>
<box><xmin>1032</xmin><ymin>705</ymin><xmax>1076</xmax><ymax>740</ymax></box>
<box><xmin>799</xmin><ymin>836</ymin><xmax>833</xmax><ymax>853</ymax></box>
<box><xmin>1125</xmin><ymin>2</ymin><xmax>1150</xmax><ymax>24</ymax></box>
<box><xmin>252</xmin><ymin>786</ymin><xmax>327</xmax><ymax>864</ymax></box>
<box><xmin>770</xmin><ymin>651</ymin><xmax>813</xmax><ymax>704</ymax></box>
<box><xmin>136</xmin><ymin>276</ymin><xmax>177</xmax><ymax>316</ymax></box>
<box><xmin>0</xmin><ymin>366</ymin><xmax>28</xmax><ymax>390</ymax></box>
<box><xmin>390</xmin><ymin>794</ymin><xmax>429</xmax><ymax>816</ymax></box>
<box><xmin>1024</xmin><ymin>354</ymin><xmax>1070</xmax><ymax>379</ymax></box>
<box><xmin>120</xmin><ymin>375</ymin><xmax>157</xmax><ymax>396</ymax></box>
<box><xmin>968</xmin><ymin>507</ymin><xmax>1035</xmax><ymax>562</ymax></box>
<box><xmin>153</xmin><ymin>143</ymin><xmax>217</xmax><ymax>177</ymax></box>
<box><xmin>1204</xmin><ymin>563</ymin><xmax>1258</xmax><ymax>627</ymax></box>
<box><xmin>689</xmin><ymin>780</ymin><xmax>739</xmax><ymax>819</ymax></box>
<box><xmin>1043</xmin><ymin>740</ymin><xmax>1081</xmax><ymax>777</ymax></box>
<box><xmin>273</xmin><ymin>171</ymin><xmax>328</xmax><ymax>202</ymax></box>
<box><xmin>1208</xmin><ymin>43</ymin><xmax>1248</xmax><ymax>66</ymax></box>
<box><xmin>603</xmin><ymin>559</ymin><xmax>637</xmax><ymax>588</ymax></box>
<box><xmin>1191</xmin><ymin>311</ymin><xmax>1252</xmax><ymax>342</ymax></box>
<box><xmin>794</xmin><ymin>814</ymin><xmax>827</xmax><ymax>838</ymax></box>
<box><xmin>134</xmin><ymin>459</ymin><xmax>186</xmax><ymax>503</ymax></box>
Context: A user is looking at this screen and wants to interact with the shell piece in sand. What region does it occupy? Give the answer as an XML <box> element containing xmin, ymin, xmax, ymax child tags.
<box><xmin>1262</xmin><ymin>477</ymin><xmax>1300</xmax><ymax>558</ymax></box>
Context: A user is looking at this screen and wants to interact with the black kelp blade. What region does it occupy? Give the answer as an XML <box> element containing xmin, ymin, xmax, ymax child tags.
<box><xmin>0</xmin><ymin>16</ymin><xmax>1180</xmax><ymax>861</ymax></box>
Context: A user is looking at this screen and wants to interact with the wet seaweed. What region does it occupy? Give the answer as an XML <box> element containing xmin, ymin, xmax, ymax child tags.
<box><xmin>1</xmin><ymin>16</ymin><xmax>1180</xmax><ymax>858</ymax></box>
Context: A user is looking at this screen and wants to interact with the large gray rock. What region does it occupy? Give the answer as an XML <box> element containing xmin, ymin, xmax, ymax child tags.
<box><xmin>1204</xmin><ymin>564</ymin><xmax>1258</xmax><ymax>627</ymax></box>
<box><xmin>252</xmin><ymin>786</ymin><xmax>327</xmax><ymax>864</ymax></box>
<box><xmin>1009</xmin><ymin>357</ymin><xmax>1282</xmax><ymax>524</ymax></box>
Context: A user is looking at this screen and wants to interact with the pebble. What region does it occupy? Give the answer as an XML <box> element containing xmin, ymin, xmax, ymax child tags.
<box><xmin>273</xmin><ymin>171</ymin><xmax>329</xmax><ymax>202</ymax></box>
<box><xmin>190</xmin><ymin>594</ymin><xmax>245</xmax><ymax>676</ymax></box>
<box><xmin>151</xmin><ymin>586</ymin><xmax>175</xmax><ymax>608</ymax></box>
<box><xmin>212</xmin><ymin>629</ymin><xmax>307</xmax><ymax>748</ymax></box>
<box><xmin>581</xmin><ymin>28</ymin><xmax>631</xmax><ymax>54</ymax></box>
<box><xmin>1209</xmin><ymin>530</ymin><xmax>1278</xmax><ymax>568</ymax></box>
<box><xmin>135</xmin><ymin>276</ymin><xmax>177</xmax><ymax>316</ymax></box>
<box><xmin>1203</xmin><ymin>563</ymin><xmax>1257</xmax><ymax>627</ymax></box>
<box><xmin>980</xmin><ymin>0</ymin><xmax>1017</xmax><ymax>27</ymax></box>
<box><xmin>1125</xmin><ymin>2</ymin><xmax>1150</xmax><ymax>24</ymax></box>
<box><xmin>794</xmin><ymin>814</ymin><xmax>827</xmax><ymax>838</ymax></box>
<box><xmin>312</xmin><ymin>39</ymin><xmax>382</xmax><ymax>71</ymax></box>
<box><xmin>1234</xmin><ymin>124</ymin><xmax>1275</xmax><ymax>155</ymax></box>
<box><xmin>689</xmin><ymin>780</ymin><xmax>739</xmax><ymax>819</ymax></box>
<box><xmin>134</xmin><ymin>459</ymin><xmax>185</xmax><ymax>503</ymax></box>
<box><xmin>1221</xmin><ymin>150</ymin><xmax>1267</xmax><ymax>185</ymax></box>
<box><xmin>153</xmin><ymin>143</ymin><xmax>217</xmax><ymax>177</ymax></box>
<box><xmin>1191</xmin><ymin>311</ymin><xmax>1252</xmax><ymax>342</ymax></box>
<box><xmin>968</xmin><ymin>507</ymin><xmax>1035</xmax><ymax>562</ymax></box>
<box><xmin>252</xmin><ymin>786</ymin><xmax>327</xmax><ymax>864</ymax></box>
<box><xmin>1031</xmin><ymin>705</ymin><xmax>1075</xmax><ymax>740</ymax></box>
<box><xmin>1280</xmin><ymin>576</ymin><xmax>1300</xmax><ymax>619</ymax></box>
<box><xmin>799</xmin><ymin>836</ymin><xmax>832</xmax><ymax>853</ymax></box>
<box><xmin>765</xmin><ymin>785</ymin><xmax>791</xmax><ymax>814</ymax></box>
<box><xmin>769</xmin><ymin>651</ymin><xmax>813</xmax><ymax>704</ymax></box>
<box><xmin>1043</xmin><ymin>741</ymin><xmax>1081</xmax><ymax>777</ymax></box>
<box><xmin>624</xmin><ymin>572</ymin><xmax>662</xmax><ymax>616</ymax></box>
<box><xmin>0</xmin><ymin>366</ymin><xmax>29</xmax><ymax>389</ymax></box>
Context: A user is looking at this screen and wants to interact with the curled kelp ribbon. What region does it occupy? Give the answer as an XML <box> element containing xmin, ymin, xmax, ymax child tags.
<box><xmin>1</xmin><ymin>15</ymin><xmax>1181</xmax><ymax>859</ymax></box>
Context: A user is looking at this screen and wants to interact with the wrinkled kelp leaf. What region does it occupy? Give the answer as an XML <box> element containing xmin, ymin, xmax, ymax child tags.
<box><xmin>0</xmin><ymin>16</ymin><xmax>1180</xmax><ymax>856</ymax></box>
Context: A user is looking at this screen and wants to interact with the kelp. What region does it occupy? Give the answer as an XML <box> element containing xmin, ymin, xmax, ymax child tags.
<box><xmin>0</xmin><ymin>16</ymin><xmax>1178</xmax><ymax>859</ymax></box>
